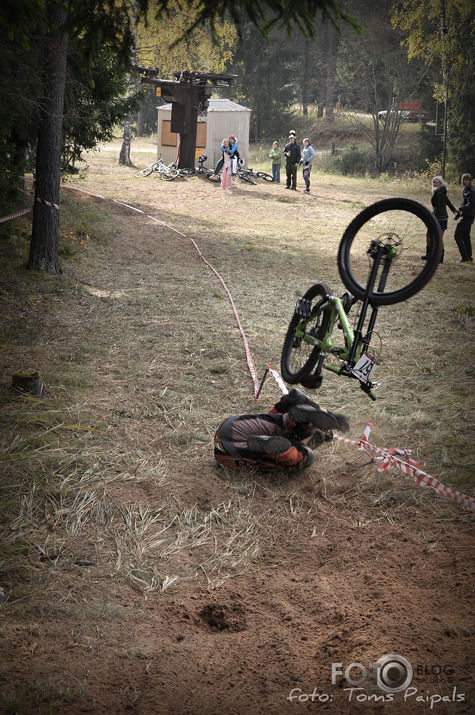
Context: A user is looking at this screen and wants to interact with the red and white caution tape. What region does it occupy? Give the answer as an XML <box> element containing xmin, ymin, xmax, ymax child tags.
<box><xmin>266</xmin><ymin>363</ymin><xmax>289</xmax><ymax>396</ymax></box>
<box><xmin>265</xmin><ymin>364</ymin><xmax>474</xmax><ymax>509</ymax></box>
<box><xmin>36</xmin><ymin>197</ymin><xmax>59</xmax><ymax>210</ymax></box>
<box><xmin>335</xmin><ymin>423</ymin><xmax>475</xmax><ymax>509</ymax></box>
<box><xmin>0</xmin><ymin>207</ymin><xmax>32</xmax><ymax>224</ymax></box>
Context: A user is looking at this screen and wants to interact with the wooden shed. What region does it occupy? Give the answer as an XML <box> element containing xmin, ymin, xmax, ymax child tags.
<box><xmin>157</xmin><ymin>98</ymin><xmax>252</xmax><ymax>169</ymax></box>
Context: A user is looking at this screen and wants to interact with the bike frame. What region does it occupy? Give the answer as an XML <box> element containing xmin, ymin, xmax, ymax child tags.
<box><xmin>295</xmin><ymin>241</ymin><xmax>395</xmax><ymax>400</ymax></box>
<box><xmin>294</xmin><ymin>296</ymin><xmax>378</xmax><ymax>400</ymax></box>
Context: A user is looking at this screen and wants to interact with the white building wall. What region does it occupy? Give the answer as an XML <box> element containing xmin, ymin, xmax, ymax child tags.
<box><xmin>157</xmin><ymin>99</ymin><xmax>251</xmax><ymax>170</ymax></box>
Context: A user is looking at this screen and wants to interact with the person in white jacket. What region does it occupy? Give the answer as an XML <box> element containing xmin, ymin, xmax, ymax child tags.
<box><xmin>301</xmin><ymin>138</ymin><xmax>316</xmax><ymax>194</ymax></box>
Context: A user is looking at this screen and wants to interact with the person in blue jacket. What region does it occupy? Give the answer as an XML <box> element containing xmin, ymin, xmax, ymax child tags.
<box><xmin>301</xmin><ymin>138</ymin><xmax>316</xmax><ymax>194</ymax></box>
<box><xmin>210</xmin><ymin>134</ymin><xmax>240</xmax><ymax>179</ymax></box>
<box><xmin>227</xmin><ymin>135</ymin><xmax>240</xmax><ymax>174</ymax></box>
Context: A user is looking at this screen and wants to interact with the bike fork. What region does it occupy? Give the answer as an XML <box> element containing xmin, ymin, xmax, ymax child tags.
<box><xmin>347</xmin><ymin>243</ymin><xmax>390</xmax><ymax>366</ymax></box>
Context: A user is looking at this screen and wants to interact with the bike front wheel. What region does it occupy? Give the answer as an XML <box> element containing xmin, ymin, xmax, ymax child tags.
<box><xmin>134</xmin><ymin>165</ymin><xmax>155</xmax><ymax>177</ymax></box>
<box><xmin>281</xmin><ymin>283</ymin><xmax>332</xmax><ymax>384</ymax></box>
<box><xmin>161</xmin><ymin>168</ymin><xmax>179</xmax><ymax>181</ymax></box>
<box><xmin>256</xmin><ymin>171</ymin><xmax>274</xmax><ymax>182</ymax></box>
<box><xmin>338</xmin><ymin>198</ymin><xmax>442</xmax><ymax>306</ymax></box>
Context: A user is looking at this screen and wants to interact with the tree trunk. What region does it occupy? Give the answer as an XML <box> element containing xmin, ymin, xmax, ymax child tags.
<box><xmin>119</xmin><ymin>120</ymin><xmax>132</xmax><ymax>165</ymax></box>
<box><xmin>27</xmin><ymin>0</ymin><xmax>68</xmax><ymax>274</ymax></box>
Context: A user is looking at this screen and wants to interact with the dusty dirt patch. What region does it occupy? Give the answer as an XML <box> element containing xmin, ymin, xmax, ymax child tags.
<box><xmin>0</xmin><ymin>142</ymin><xmax>474</xmax><ymax>714</ymax></box>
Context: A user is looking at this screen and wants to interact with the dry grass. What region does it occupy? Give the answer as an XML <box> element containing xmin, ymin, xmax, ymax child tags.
<box><xmin>1</xmin><ymin>138</ymin><xmax>474</xmax><ymax>607</ymax></box>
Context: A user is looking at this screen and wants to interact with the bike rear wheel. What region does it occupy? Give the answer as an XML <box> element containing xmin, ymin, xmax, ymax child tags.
<box><xmin>281</xmin><ymin>283</ymin><xmax>332</xmax><ymax>384</ymax></box>
<box><xmin>256</xmin><ymin>171</ymin><xmax>274</xmax><ymax>182</ymax></box>
<box><xmin>178</xmin><ymin>168</ymin><xmax>197</xmax><ymax>177</ymax></box>
<box><xmin>338</xmin><ymin>198</ymin><xmax>442</xmax><ymax>306</ymax></box>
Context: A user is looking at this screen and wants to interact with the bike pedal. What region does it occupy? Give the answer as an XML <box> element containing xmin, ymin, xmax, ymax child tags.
<box><xmin>300</xmin><ymin>374</ymin><xmax>323</xmax><ymax>389</ymax></box>
<box><xmin>295</xmin><ymin>298</ymin><xmax>312</xmax><ymax>318</ymax></box>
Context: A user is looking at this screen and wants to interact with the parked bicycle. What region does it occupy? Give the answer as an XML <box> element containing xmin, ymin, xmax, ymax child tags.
<box><xmin>177</xmin><ymin>154</ymin><xmax>214</xmax><ymax>178</ymax></box>
<box><xmin>206</xmin><ymin>162</ymin><xmax>273</xmax><ymax>185</ymax></box>
<box><xmin>242</xmin><ymin>166</ymin><xmax>274</xmax><ymax>182</ymax></box>
<box><xmin>281</xmin><ymin>198</ymin><xmax>442</xmax><ymax>400</ymax></box>
<box><xmin>134</xmin><ymin>155</ymin><xmax>180</xmax><ymax>180</ymax></box>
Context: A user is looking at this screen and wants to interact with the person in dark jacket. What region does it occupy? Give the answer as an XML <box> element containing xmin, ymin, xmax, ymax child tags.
<box><xmin>214</xmin><ymin>389</ymin><xmax>349</xmax><ymax>471</ymax></box>
<box><xmin>453</xmin><ymin>173</ymin><xmax>475</xmax><ymax>263</ymax></box>
<box><xmin>284</xmin><ymin>135</ymin><xmax>301</xmax><ymax>190</ymax></box>
<box><xmin>422</xmin><ymin>176</ymin><xmax>456</xmax><ymax>264</ymax></box>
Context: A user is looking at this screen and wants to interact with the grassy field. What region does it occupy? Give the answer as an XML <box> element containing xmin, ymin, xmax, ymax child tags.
<box><xmin>0</xmin><ymin>140</ymin><xmax>474</xmax><ymax>713</ymax></box>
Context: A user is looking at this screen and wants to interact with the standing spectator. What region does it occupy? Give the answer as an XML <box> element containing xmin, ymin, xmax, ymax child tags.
<box><xmin>301</xmin><ymin>138</ymin><xmax>316</xmax><ymax>194</ymax></box>
<box><xmin>284</xmin><ymin>135</ymin><xmax>301</xmax><ymax>190</ymax></box>
<box><xmin>228</xmin><ymin>135</ymin><xmax>240</xmax><ymax>175</ymax></box>
<box><xmin>422</xmin><ymin>176</ymin><xmax>456</xmax><ymax>264</ymax></box>
<box><xmin>454</xmin><ymin>173</ymin><xmax>475</xmax><ymax>263</ymax></box>
<box><xmin>269</xmin><ymin>141</ymin><xmax>283</xmax><ymax>183</ymax></box>
<box><xmin>220</xmin><ymin>138</ymin><xmax>232</xmax><ymax>191</ymax></box>
<box><xmin>210</xmin><ymin>134</ymin><xmax>238</xmax><ymax>179</ymax></box>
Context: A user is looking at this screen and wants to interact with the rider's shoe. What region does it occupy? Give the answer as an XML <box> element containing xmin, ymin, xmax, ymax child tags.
<box><xmin>288</xmin><ymin>404</ymin><xmax>350</xmax><ymax>433</ymax></box>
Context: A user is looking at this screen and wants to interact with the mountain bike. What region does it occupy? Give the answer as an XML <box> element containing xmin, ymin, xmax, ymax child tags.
<box><xmin>205</xmin><ymin>161</ymin><xmax>272</xmax><ymax>185</ymax></box>
<box><xmin>240</xmin><ymin>167</ymin><xmax>274</xmax><ymax>182</ymax></box>
<box><xmin>281</xmin><ymin>198</ymin><xmax>442</xmax><ymax>400</ymax></box>
<box><xmin>134</xmin><ymin>155</ymin><xmax>180</xmax><ymax>180</ymax></box>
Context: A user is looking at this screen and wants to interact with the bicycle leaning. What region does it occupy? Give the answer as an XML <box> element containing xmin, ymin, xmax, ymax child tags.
<box><xmin>280</xmin><ymin>198</ymin><xmax>442</xmax><ymax>400</ymax></box>
<box><xmin>134</xmin><ymin>154</ymin><xmax>180</xmax><ymax>180</ymax></box>
<box><xmin>206</xmin><ymin>161</ymin><xmax>274</xmax><ymax>185</ymax></box>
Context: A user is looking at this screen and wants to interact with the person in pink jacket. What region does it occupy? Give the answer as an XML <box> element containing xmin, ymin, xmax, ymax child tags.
<box><xmin>220</xmin><ymin>138</ymin><xmax>233</xmax><ymax>191</ymax></box>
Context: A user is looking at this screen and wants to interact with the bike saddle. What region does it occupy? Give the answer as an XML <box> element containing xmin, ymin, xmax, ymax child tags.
<box><xmin>341</xmin><ymin>292</ymin><xmax>355</xmax><ymax>314</ymax></box>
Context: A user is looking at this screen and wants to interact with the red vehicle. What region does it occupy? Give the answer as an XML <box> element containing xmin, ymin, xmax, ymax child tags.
<box><xmin>378</xmin><ymin>100</ymin><xmax>429</xmax><ymax>122</ymax></box>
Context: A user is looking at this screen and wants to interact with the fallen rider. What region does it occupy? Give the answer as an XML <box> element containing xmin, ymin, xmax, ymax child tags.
<box><xmin>214</xmin><ymin>389</ymin><xmax>349</xmax><ymax>470</ymax></box>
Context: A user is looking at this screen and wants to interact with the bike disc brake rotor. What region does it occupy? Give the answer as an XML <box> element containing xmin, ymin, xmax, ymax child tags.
<box><xmin>347</xmin><ymin>208</ymin><xmax>431</xmax><ymax>297</ymax></box>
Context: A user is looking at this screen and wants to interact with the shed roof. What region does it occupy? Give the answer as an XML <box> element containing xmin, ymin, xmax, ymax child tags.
<box><xmin>157</xmin><ymin>98</ymin><xmax>251</xmax><ymax>113</ymax></box>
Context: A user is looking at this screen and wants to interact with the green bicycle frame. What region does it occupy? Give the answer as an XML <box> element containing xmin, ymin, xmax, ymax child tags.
<box><xmin>295</xmin><ymin>294</ymin><xmax>379</xmax><ymax>400</ymax></box>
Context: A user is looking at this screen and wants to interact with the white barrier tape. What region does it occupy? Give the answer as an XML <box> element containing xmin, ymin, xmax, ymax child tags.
<box><xmin>0</xmin><ymin>207</ymin><xmax>32</xmax><ymax>224</ymax></box>
<box><xmin>266</xmin><ymin>363</ymin><xmax>289</xmax><ymax>395</ymax></box>
<box><xmin>334</xmin><ymin>424</ymin><xmax>475</xmax><ymax>510</ymax></box>
<box><xmin>62</xmin><ymin>184</ymin><xmax>105</xmax><ymax>200</ymax></box>
<box><xmin>264</xmin><ymin>364</ymin><xmax>474</xmax><ymax>510</ymax></box>
<box><xmin>36</xmin><ymin>197</ymin><xmax>59</xmax><ymax>210</ymax></box>
<box><xmin>113</xmin><ymin>199</ymin><xmax>144</xmax><ymax>213</ymax></box>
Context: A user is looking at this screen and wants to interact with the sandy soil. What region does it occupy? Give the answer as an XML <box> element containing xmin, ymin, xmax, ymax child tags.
<box><xmin>1</xmin><ymin>142</ymin><xmax>474</xmax><ymax>715</ymax></box>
